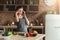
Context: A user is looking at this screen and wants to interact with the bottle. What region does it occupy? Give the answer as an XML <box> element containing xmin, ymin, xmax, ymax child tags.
<box><xmin>29</xmin><ymin>23</ymin><xmax>33</xmax><ymax>33</ymax></box>
<box><xmin>6</xmin><ymin>1</ymin><xmax>8</xmax><ymax>4</ymax></box>
<box><xmin>4</xmin><ymin>28</ymin><xmax>9</xmax><ymax>36</ymax></box>
<box><xmin>10</xmin><ymin>0</ymin><xmax>12</xmax><ymax>4</ymax></box>
<box><xmin>14</xmin><ymin>0</ymin><xmax>15</xmax><ymax>4</ymax></box>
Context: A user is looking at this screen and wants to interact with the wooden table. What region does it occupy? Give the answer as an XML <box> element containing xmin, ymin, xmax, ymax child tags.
<box><xmin>0</xmin><ymin>34</ymin><xmax>45</xmax><ymax>40</ymax></box>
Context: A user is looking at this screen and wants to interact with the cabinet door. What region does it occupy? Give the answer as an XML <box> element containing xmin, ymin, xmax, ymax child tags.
<box><xmin>0</xmin><ymin>5</ymin><xmax>4</xmax><ymax>11</ymax></box>
<box><xmin>29</xmin><ymin>6</ymin><xmax>38</xmax><ymax>11</ymax></box>
<box><xmin>22</xmin><ymin>0</ymin><xmax>29</xmax><ymax>4</ymax></box>
<box><xmin>6</xmin><ymin>5</ymin><xmax>15</xmax><ymax>11</ymax></box>
<box><xmin>15</xmin><ymin>0</ymin><xmax>23</xmax><ymax>4</ymax></box>
<box><xmin>0</xmin><ymin>0</ymin><xmax>5</xmax><ymax>4</ymax></box>
<box><xmin>29</xmin><ymin>0</ymin><xmax>39</xmax><ymax>5</ymax></box>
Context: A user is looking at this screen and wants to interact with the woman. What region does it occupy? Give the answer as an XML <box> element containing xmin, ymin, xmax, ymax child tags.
<box><xmin>15</xmin><ymin>7</ymin><xmax>29</xmax><ymax>33</ymax></box>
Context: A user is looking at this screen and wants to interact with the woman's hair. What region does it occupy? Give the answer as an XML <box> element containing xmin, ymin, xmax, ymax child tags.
<box><xmin>16</xmin><ymin>6</ymin><xmax>26</xmax><ymax>11</ymax></box>
<box><xmin>16</xmin><ymin>7</ymin><xmax>23</xmax><ymax>11</ymax></box>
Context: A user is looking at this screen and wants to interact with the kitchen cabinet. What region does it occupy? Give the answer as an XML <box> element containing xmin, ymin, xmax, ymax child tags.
<box><xmin>0</xmin><ymin>0</ymin><xmax>39</xmax><ymax>12</ymax></box>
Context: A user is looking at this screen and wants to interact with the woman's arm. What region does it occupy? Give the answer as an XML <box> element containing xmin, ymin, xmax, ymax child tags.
<box><xmin>23</xmin><ymin>11</ymin><xmax>29</xmax><ymax>25</ymax></box>
<box><xmin>25</xmin><ymin>16</ymin><xmax>29</xmax><ymax>25</ymax></box>
<box><xmin>15</xmin><ymin>12</ymin><xmax>19</xmax><ymax>22</ymax></box>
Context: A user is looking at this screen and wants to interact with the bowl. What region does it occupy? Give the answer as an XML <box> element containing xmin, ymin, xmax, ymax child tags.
<box><xmin>31</xmin><ymin>33</ymin><xmax>37</xmax><ymax>37</ymax></box>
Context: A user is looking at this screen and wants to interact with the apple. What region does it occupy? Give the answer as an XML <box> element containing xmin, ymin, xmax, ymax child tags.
<box><xmin>26</xmin><ymin>33</ymin><xmax>30</xmax><ymax>37</ymax></box>
<box><xmin>29</xmin><ymin>32</ymin><xmax>32</xmax><ymax>36</ymax></box>
<box><xmin>8</xmin><ymin>31</ymin><xmax>13</xmax><ymax>36</ymax></box>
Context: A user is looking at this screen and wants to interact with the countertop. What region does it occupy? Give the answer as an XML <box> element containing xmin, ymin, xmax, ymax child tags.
<box><xmin>0</xmin><ymin>25</ymin><xmax>44</xmax><ymax>29</ymax></box>
<box><xmin>0</xmin><ymin>34</ymin><xmax>45</xmax><ymax>40</ymax></box>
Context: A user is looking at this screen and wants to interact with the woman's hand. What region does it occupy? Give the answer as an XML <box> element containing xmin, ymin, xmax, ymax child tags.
<box><xmin>15</xmin><ymin>11</ymin><xmax>19</xmax><ymax>22</ymax></box>
<box><xmin>23</xmin><ymin>11</ymin><xmax>30</xmax><ymax>25</ymax></box>
<box><xmin>16</xmin><ymin>12</ymin><xmax>18</xmax><ymax>15</ymax></box>
<box><xmin>16</xmin><ymin>11</ymin><xmax>20</xmax><ymax>16</ymax></box>
<box><xmin>23</xmin><ymin>11</ymin><xmax>26</xmax><ymax>17</ymax></box>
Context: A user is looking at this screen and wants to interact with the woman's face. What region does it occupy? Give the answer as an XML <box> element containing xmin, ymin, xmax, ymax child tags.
<box><xmin>18</xmin><ymin>8</ymin><xmax>23</xmax><ymax>15</ymax></box>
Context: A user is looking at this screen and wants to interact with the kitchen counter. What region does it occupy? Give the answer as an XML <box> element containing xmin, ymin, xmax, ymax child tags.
<box><xmin>0</xmin><ymin>34</ymin><xmax>45</xmax><ymax>40</ymax></box>
<box><xmin>0</xmin><ymin>26</ymin><xmax>44</xmax><ymax>34</ymax></box>
<box><xmin>32</xmin><ymin>26</ymin><xmax>44</xmax><ymax>29</ymax></box>
<box><xmin>0</xmin><ymin>25</ymin><xmax>17</xmax><ymax>29</ymax></box>
<box><xmin>0</xmin><ymin>26</ymin><xmax>44</xmax><ymax>29</ymax></box>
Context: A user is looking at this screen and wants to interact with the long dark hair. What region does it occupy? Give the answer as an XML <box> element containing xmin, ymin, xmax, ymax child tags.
<box><xmin>16</xmin><ymin>6</ymin><xmax>23</xmax><ymax>11</ymax></box>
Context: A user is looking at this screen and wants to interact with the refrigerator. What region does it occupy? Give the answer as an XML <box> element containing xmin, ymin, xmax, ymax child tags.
<box><xmin>45</xmin><ymin>14</ymin><xmax>60</xmax><ymax>40</ymax></box>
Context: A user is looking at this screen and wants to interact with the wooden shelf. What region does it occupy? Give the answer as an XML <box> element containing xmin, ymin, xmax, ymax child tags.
<box><xmin>32</xmin><ymin>4</ymin><xmax>39</xmax><ymax>5</ymax></box>
<box><xmin>27</xmin><ymin>11</ymin><xmax>38</xmax><ymax>13</ymax></box>
<box><xmin>0</xmin><ymin>11</ymin><xmax>15</xmax><ymax>12</ymax></box>
<box><xmin>0</xmin><ymin>0</ymin><xmax>39</xmax><ymax>12</ymax></box>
